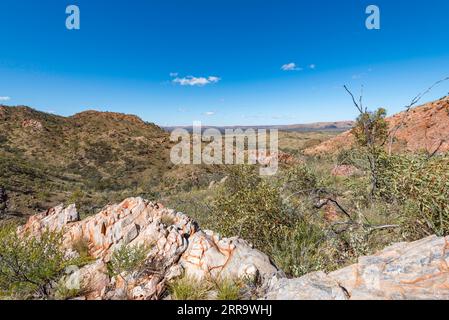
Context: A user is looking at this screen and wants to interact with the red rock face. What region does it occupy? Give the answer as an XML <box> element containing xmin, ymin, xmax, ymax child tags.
<box><xmin>305</xmin><ymin>96</ymin><xmax>449</xmax><ymax>156</ymax></box>
<box><xmin>22</xmin><ymin>119</ymin><xmax>44</xmax><ymax>131</ymax></box>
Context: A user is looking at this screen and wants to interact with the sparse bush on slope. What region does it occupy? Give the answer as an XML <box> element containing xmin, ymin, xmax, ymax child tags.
<box><xmin>376</xmin><ymin>152</ymin><xmax>449</xmax><ymax>238</ymax></box>
<box><xmin>0</xmin><ymin>223</ymin><xmax>79</xmax><ymax>299</ymax></box>
<box><xmin>211</xmin><ymin>166</ymin><xmax>296</xmax><ymax>252</ymax></box>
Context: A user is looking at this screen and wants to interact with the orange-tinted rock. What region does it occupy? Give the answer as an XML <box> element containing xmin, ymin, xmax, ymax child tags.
<box><xmin>22</xmin><ymin>119</ymin><xmax>44</xmax><ymax>131</ymax></box>
<box><xmin>20</xmin><ymin>197</ymin><xmax>279</xmax><ymax>300</ymax></box>
<box><xmin>305</xmin><ymin>96</ymin><xmax>449</xmax><ymax>155</ymax></box>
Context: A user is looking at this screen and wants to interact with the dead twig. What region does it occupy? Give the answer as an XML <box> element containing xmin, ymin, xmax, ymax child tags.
<box><xmin>314</xmin><ymin>198</ymin><xmax>352</xmax><ymax>220</ymax></box>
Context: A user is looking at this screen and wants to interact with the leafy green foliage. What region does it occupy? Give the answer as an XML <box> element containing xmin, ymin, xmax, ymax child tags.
<box><xmin>352</xmin><ymin>108</ymin><xmax>388</xmax><ymax>148</ymax></box>
<box><xmin>0</xmin><ymin>106</ymin><xmax>175</xmax><ymax>217</ymax></box>
<box><xmin>0</xmin><ymin>223</ymin><xmax>75</xmax><ymax>299</ymax></box>
<box><xmin>376</xmin><ymin>153</ymin><xmax>449</xmax><ymax>237</ymax></box>
<box><xmin>212</xmin><ymin>166</ymin><xmax>295</xmax><ymax>252</ymax></box>
<box><xmin>53</xmin><ymin>278</ymin><xmax>85</xmax><ymax>300</ymax></box>
<box><xmin>216</xmin><ymin>280</ymin><xmax>241</xmax><ymax>300</ymax></box>
<box><xmin>270</xmin><ymin>220</ymin><xmax>326</xmax><ymax>277</ymax></box>
<box><xmin>107</xmin><ymin>244</ymin><xmax>150</xmax><ymax>278</ymax></box>
<box><xmin>351</xmin><ymin>107</ymin><xmax>389</xmax><ymax>197</ymax></box>
<box><xmin>168</xmin><ymin>276</ymin><xmax>241</xmax><ymax>300</ymax></box>
<box><xmin>169</xmin><ymin>276</ymin><xmax>213</xmax><ymax>300</ymax></box>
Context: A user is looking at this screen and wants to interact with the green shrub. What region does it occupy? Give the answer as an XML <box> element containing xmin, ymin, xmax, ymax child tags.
<box><xmin>281</xmin><ymin>163</ymin><xmax>318</xmax><ymax>193</ymax></box>
<box><xmin>352</xmin><ymin>108</ymin><xmax>388</xmax><ymax>148</ymax></box>
<box><xmin>377</xmin><ymin>153</ymin><xmax>449</xmax><ymax>237</ymax></box>
<box><xmin>270</xmin><ymin>219</ymin><xmax>326</xmax><ymax>277</ymax></box>
<box><xmin>53</xmin><ymin>277</ymin><xmax>85</xmax><ymax>300</ymax></box>
<box><xmin>216</xmin><ymin>280</ymin><xmax>241</xmax><ymax>300</ymax></box>
<box><xmin>169</xmin><ymin>276</ymin><xmax>213</xmax><ymax>300</ymax></box>
<box><xmin>335</xmin><ymin>148</ymin><xmax>369</xmax><ymax>170</ymax></box>
<box><xmin>212</xmin><ymin>166</ymin><xmax>295</xmax><ymax>252</ymax></box>
<box><xmin>107</xmin><ymin>243</ymin><xmax>150</xmax><ymax>278</ymax></box>
<box><xmin>0</xmin><ymin>223</ymin><xmax>75</xmax><ymax>299</ymax></box>
<box><xmin>168</xmin><ymin>276</ymin><xmax>241</xmax><ymax>300</ymax></box>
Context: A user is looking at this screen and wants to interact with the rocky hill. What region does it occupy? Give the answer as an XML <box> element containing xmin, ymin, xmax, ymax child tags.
<box><xmin>0</xmin><ymin>105</ymin><xmax>175</xmax><ymax>217</ymax></box>
<box><xmin>304</xmin><ymin>96</ymin><xmax>449</xmax><ymax>155</ymax></box>
<box><xmin>18</xmin><ymin>197</ymin><xmax>449</xmax><ymax>300</ymax></box>
<box><xmin>0</xmin><ymin>104</ymin><xmax>337</xmax><ymax>219</ymax></box>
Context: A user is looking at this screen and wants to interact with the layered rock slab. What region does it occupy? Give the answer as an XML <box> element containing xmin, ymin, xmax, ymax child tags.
<box><xmin>19</xmin><ymin>197</ymin><xmax>278</xmax><ymax>300</ymax></box>
<box><xmin>264</xmin><ymin>235</ymin><xmax>449</xmax><ymax>300</ymax></box>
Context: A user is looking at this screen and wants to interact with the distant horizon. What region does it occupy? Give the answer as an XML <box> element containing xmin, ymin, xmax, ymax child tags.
<box><xmin>1</xmin><ymin>102</ymin><xmax>357</xmax><ymax>127</ymax></box>
<box><xmin>1</xmin><ymin>1</ymin><xmax>449</xmax><ymax>126</ymax></box>
<box><xmin>2</xmin><ymin>92</ymin><xmax>447</xmax><ymax>128</ymax></box>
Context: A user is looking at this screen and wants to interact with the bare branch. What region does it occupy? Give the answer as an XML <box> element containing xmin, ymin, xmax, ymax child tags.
<box><xmin>367</xmin><ymin>224</ymin><xmax>400</xmax><ymax>232</ymax></box>
<box><xmin>428</xmin><ymin>139</ymin><xmax>447</xmax><ymax>159</ymax></box>
<box><xmin>314</xmin><ymin>198</ymin><xmax>352</xmax><ymax>220</ymax></box>
<box><xmin>344</xmin><ymin>85</ymin><xmax>364</xmax><ymax>114</ymax></box>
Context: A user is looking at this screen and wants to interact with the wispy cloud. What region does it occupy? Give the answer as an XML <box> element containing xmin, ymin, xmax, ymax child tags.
<box><xmin>281</xmin><ymin>62</ymin><xmax>302</xmax><ymax>71</ymax></box>
<box><xmin>169</xmin><ymin>72</ymin><xmax>179</xmax><ymax>77</ymax></box>
<box><xmin>309</xmin><ymin>64</ymin><xmax>316</xmax><ymax>69</ymax></box>
<box><xmin>0</xmin><ymin>96</ymin><xmax>11</xmax><ymax>101</ymax></box>
<box><xmin>203</xmin><ymin>111</ymin><xmax>216</xmax><ymax>116</ymax></box>
<box><xmin>173</xmin><ymin>75</ymin><xmax>221</xmax><ymax>87</ymax></box>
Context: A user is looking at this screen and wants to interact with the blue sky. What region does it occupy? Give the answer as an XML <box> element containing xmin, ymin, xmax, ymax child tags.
<box><xmin>0</xmin><ymin>0</ymin><xmax>449</xmax><ymax>126</ymax></box>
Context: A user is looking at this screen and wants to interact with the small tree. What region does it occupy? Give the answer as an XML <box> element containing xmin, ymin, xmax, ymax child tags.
<box><xmin>344</xmin><ymin>86</ymin><xmax>388</xmax><ymax>198</ymax></box>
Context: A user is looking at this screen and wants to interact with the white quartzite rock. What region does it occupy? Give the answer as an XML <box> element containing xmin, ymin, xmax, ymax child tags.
<box><xmin>20</xmin><ymin>197</ymin><xmax>449</xmax><ymax>300</ymax></box>
<box><xmin>20</xmin><ymin>197</ymin><xmax>279</xmax><ymax>300</ymax></box>
<box><xmin>264</xmin><ymin>235</ymin><xmax>449</xmax><ymax>300</ymax></box>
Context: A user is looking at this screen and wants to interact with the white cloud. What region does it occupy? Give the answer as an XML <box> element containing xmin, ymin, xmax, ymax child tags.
<box><xmin>203</xmin><ymin>111</ymin><xmax>216</xmax><ymax>116</ymax></box>
<box><xmin>173</xmin><ymin>75</ymin><xmax>221</xmax><ymax>86</ymax></box>
<box><xmin>281</xmin><ymin>62</ymin><xmax>302</xmax><ymax>71</ymax></box>
<box><xmin>169</xmin><ymin>72</ymin><xmax>179</xmax><ymax>77</ymax></box>
<box><xmin>309</xmin><ymin>64</ymin><xmax>316</xmax><ymax>69</ymax></box>
<box><xmin>0</xmin><ymin>96</ymin><xmax>11</xmax><ymax>101</ymax></box>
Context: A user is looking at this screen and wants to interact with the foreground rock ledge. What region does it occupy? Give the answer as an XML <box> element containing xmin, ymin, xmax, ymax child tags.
<box><xmin>20</xmin><ymin>197</ymin><xmax>449</xmax><ymax>300</ymax></box>
<box><xmin>19</xmin><ymin>197</ymin><xmax>279</xmax><ymax>300</ymax></box>
<box><xmin>264</xmin><ymin>235</ymin><xmax>449</xmax><ymax>300</ymax></box>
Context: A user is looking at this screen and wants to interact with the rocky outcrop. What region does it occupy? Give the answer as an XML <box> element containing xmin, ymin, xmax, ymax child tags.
<box><xmin>22</xmin><ymin>119</ymin><xmax>44</xmax><ymax>131</ymax></box>
<box><xmin>264</xmin><ymin>235</ymin><xmax>449</xmax><ymax>300</ymax></box>
<box><xmin>19</xmin><ymin>198</ymin><xmax>449</xmax><ymax>300</ymax></box>
<box><xmin>305</xmin><ymin>96</ymin><xmax>449</xmax><ymax>156</ymax></box>
<box><xmin>19</xmin><ymin>197</ymin><xmax>279</xmax><ymax>300</ymax></box>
